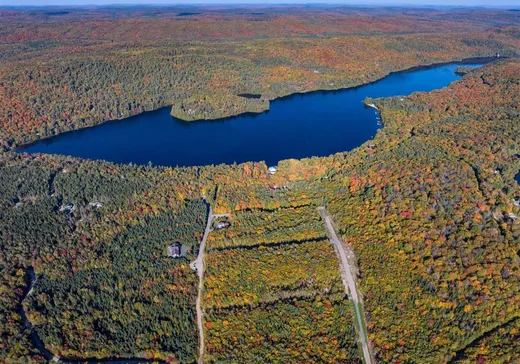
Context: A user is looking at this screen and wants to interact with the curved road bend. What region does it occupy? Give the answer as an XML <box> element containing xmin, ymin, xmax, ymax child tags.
<box><xmin>318</xmin><ymin>207</ymin><xmax>373</xmax><ymax>364</ymax></box>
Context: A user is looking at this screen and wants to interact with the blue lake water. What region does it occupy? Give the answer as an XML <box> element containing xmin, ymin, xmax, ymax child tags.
<box><xmin>19</xmin><ymin>61</ymin><xmax>487</xmax><ymax>167</ymax></box>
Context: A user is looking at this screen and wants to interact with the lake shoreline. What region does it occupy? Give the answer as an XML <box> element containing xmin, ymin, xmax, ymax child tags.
<box><xmin>16</xmin><ymin>56</ymin><xmax>498</xmax><ymax>152</ymax></box>
<box><xmin>255</xmin><ymin>56</ymin><xmax>498</xmax><ymax>105</ymax></box>
<box><xmin>16</xmin><ymin>59</ymin><xmax>491</xmax><ymax>167</ymax></box>
<box><xmin>167</xmin><ymin>56</ymin><xmax>498</xmax><ymax>123</ymax></box>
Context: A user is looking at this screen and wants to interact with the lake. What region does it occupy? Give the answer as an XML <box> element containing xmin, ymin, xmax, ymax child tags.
<box><xmin>19</xmin><ymin>60</ymin><xmax>489</xmax><ymax>167</ymax></box>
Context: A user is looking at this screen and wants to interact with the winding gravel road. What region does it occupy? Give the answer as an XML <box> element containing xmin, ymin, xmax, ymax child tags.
<box><xmin>319</xmin><ymin>207</ymin><xmax>373</xmax><ymax>364</ymax></box>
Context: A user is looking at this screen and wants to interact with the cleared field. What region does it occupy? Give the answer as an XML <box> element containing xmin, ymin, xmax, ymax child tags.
<box><xmin>203</xmin><ymin>240</ymin><xmax>344</xmax><ymax>308</ymax></box>
<box><xmin>207</xmin><ymin>206</ymin><xmax>326</xmax><ymax>249</ymax></box>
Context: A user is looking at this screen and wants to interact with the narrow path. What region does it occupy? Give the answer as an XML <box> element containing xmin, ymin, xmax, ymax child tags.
<box><xmin>318</xmin><ymin>207</ymin><xmax>373</xmax><ymax>364</ymax></box>
<box><xmin>20</xmin><ymin>268</ymin><xmax>61</xmax><ymax>362</ymax></box>
<box><xmin>190</xmin><ymin>205</ymin><xmax>214</xmax><ymax>364</ymax></box>
<box><xmin>212</xmin><ymin>213</ymin><xmax>230</xmax><ymax>219</ymax></box>
<box><xmin>48</xmin><ymin>170</ymin><xmax>57</xmax><ymax>197</ymax></box>
<box><xmin>449</xmin><ymin>314</ymin><xmax>520</xmax><ymax>362</ymax></box>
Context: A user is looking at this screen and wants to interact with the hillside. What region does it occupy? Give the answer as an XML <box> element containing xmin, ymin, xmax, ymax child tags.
<box><xmin>1</xmin><ymin>5</ymin><xmax>520</xmax><ymax>363</ymax></box>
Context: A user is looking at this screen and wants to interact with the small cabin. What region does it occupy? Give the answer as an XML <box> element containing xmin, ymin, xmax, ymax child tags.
<box><xmin>268</xmin><ymin>166</ymin><xmax>278</xmax><ymax>175</ymax></box>
<box><xmin>214</xmin><ymin>221</ymin><xmax>231</xmax><ymax>231</ymax></box>
<box><xmin>168</xmin><ymin>243</ymin><xmax>183</xmax><ymax>258</ymax></box>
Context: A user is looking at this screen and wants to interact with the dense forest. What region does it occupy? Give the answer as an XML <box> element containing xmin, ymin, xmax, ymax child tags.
<box><xmin>1</xmin><ymin>4</ymin><xmax>520</xmax><ymax>364</ymax></box>
<box><xmin>0</xmin><ymin>162</ymin><xmax>209</xmax><ymax>361</ymax></box>
<box><xmin>24</xmin><ymin>199</ymin><xmax>208</xmax><ymax>361</ymax></box>
<box><xmin>324</xmin><ymin>60</ymin><xmax>520</xmax><ymax>362</ymax></box>
<box><xmin>204</xmin><ymin>296</ymin><xmax>361</xmax><ymax>363</ymax></box>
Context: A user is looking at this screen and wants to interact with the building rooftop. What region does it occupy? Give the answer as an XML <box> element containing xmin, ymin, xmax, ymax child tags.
<box><xmin>168</xmin><ymin>243</ymin><xmax>183</xmax><ymax>258</ymax></box>
<box><xmin>215</xmin><ymin>221</ymin><xmax>231</xmax><ymax>230</ymax></box>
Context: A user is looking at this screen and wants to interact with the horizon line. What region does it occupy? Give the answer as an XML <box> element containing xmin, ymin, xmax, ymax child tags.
<box><xmin>1</xmin><ymin>2</ymin><xmax>518</xmax><ymax>8</ymax></box>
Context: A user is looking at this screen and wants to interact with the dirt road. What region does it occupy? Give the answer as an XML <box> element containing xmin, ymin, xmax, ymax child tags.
<box><xmin>190</xmin><ymin>206</ymin><xmax>213</xmax><ymax>364</ymax></box>
<box><xmin>319</xmin><ymin>207</ymin><xmax>373</xmax><ymax>364</ymax></box>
